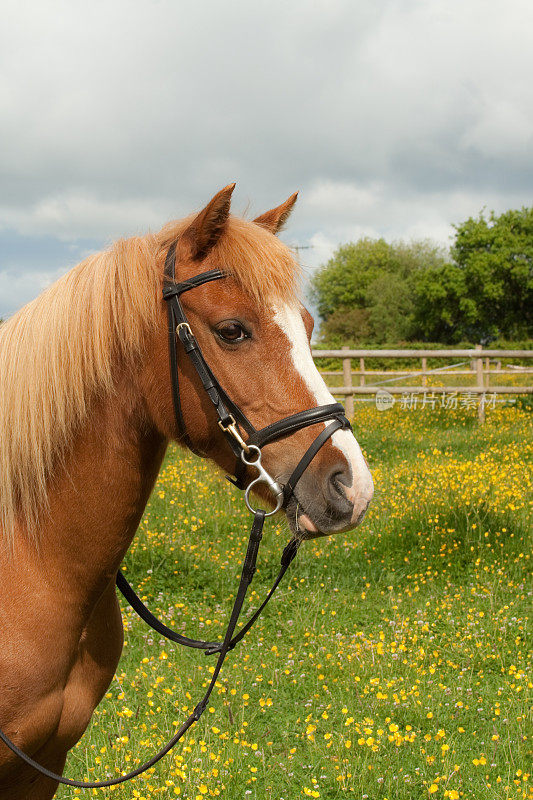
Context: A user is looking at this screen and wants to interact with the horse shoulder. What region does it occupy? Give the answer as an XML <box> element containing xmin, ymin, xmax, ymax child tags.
<box><xmin>56</xmin><ymin>578</ymin><xmax>124</xmax><ymax>749</ymax></box>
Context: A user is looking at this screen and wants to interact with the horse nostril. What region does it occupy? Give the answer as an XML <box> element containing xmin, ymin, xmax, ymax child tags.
<box><xmin>330</xmin><ymin>471</ymin><xmax>348</xmax><ymax>498</ymax></box>
<box><xmin>327</xmin><ymin>465</ymin><xmax>353</xmax><ymax>514</ymax></box>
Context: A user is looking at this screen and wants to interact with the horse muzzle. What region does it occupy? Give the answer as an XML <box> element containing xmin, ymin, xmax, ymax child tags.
<box><xmin>284</xmin><ymin>460</ymin><xmax>374</xmax><ymax>539</ymax></box>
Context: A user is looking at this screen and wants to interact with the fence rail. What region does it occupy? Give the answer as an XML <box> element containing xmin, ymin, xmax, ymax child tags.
<box><xmin>312</xmin><ymin>348</ymin><xmax>533</xmax><ymax>358</ymax></box>
<box><xmin>311</xmin><ymin>346</ymin><xmax>533</xmax><ymax>422</ymax></box>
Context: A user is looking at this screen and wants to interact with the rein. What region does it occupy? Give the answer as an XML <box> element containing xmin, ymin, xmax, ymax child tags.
<box><xmin>0</xmin><ymin>244</ymin><xmax>350</xmax><ymax>789</ymax></box>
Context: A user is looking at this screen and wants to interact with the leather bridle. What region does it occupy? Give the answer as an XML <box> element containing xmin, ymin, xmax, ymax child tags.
<box><xmin>159</xmin><ymin>242</ymin><xmax>350</xmax><ymax>512</ymax></box>
<box><xmin>0</xmin><ymin>244</ymin><xmax>351</xmax><ymax>789</ymax></box>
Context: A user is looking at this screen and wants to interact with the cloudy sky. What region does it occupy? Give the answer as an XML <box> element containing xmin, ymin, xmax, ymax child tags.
<box><xmin>1</xmin><ymin>0</ymin><xmax>532</xmax><ymax>317</ymax></box>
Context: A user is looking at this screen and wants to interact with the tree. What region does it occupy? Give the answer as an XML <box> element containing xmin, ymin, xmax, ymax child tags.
<box><xmin>414</xmin><ymin>207</ymin><xmax>533</xmax><ymax>342</ymax></box>
<box><xmin>366</xmin><ymin>272</ymin><xmax>415</xmax><ymax>344</ymax></box>
<box><xmin>311</xmin><ymin>238</ymin><xmax>448</xmax><ymax>343</ymax></box>
<box><xmin>412</xmin><ymin>263</ymin><xmax>468</xmax><ymax>343</ymax></box>
<box><xmin>310</xmin><ymin>238</ymin><xmax>393</xmax><ymax>321</ymax></box>
<box><xmin>320</xmin><ymin>307</ymin><xmax>371</xmax><ymax>344</ymax></box>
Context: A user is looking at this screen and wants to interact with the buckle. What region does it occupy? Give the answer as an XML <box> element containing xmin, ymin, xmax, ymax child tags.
<box><xmin>218</xmin><ymin>415</ymin><xmax>250</xmax><ymax>453</ymax></box>
<box><xmin>176</xmin><ymin>322</ymin><xmax>193</xmax><ymax>336</ymax></box>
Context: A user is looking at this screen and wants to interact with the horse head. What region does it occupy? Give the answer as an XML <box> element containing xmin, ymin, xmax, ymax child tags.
<box><xmin>141</xmin><ymin>185</ymin><xmax>373</xmax><ymax>538</ymax></box>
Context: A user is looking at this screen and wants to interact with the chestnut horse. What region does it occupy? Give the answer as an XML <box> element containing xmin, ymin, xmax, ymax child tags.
<box><xmin>0</xmin><ymin>185</ymin><xmax>373</xmax><ymax>798</ymax></box>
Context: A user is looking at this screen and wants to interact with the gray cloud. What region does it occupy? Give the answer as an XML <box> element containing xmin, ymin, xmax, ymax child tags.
<box><xmin>1</xmin><ymin>0</ymin><xmax>532</xmax><ymax>316</ymax></box>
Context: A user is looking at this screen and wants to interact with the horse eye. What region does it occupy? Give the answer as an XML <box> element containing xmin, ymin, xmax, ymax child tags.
<box><xmin>215</xmin><ymin>321</ymin><xmax>249</xmax><ymax>343</ymax></box>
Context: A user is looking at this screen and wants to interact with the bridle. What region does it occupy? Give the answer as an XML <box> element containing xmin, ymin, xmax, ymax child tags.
<box><xmin>159</xmin><ymin>243</ymin><xmax>350</xmax><ymax>512</ymax></box>
<box><xmin>0</xmin><ymin>244</ymin><xmax>350</xmax><ymax>789</ymax></box>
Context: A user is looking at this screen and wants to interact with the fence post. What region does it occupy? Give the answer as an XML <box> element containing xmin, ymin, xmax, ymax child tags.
<box><xmin>422</xmin><ymin>357</ymin><xmax>427</xmax><ymax>387</ymax></box>
<box><xmin>359</xmin><ymin>357</ymin><xmax>365</xmax><ymax>386</ymax></box>
<box><xmin>476</xmin><ymin>344</ymin><xmax>485</xmax><ymax>424</ymax></box>
<box><xmin>342</xmin><ymin>346</ymin><xmax>354</xmax><ymax>419</ymax></box>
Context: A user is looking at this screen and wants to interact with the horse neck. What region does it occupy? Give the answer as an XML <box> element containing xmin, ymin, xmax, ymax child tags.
<box><xmin>31</xmin><ymin>371</ymin><xmax>168</xmax><ymax>615</ymax></box>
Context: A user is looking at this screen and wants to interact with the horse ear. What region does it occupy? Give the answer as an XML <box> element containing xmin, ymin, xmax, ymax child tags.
<box><xmin>184</xmin><ymin>183</ymin><xmax>236</xmax><ymax>259</ymax></box>
<box><xmin>253</xmin><ymin>192</ymin><xmax>298</xmax><ymax>234</ymax></box>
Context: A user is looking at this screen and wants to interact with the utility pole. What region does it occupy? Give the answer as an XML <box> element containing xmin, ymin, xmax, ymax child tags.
<box><xmin>290</xmin><ymin>244</ymin><xmax>313</xmax><ymax>256</ymax></box>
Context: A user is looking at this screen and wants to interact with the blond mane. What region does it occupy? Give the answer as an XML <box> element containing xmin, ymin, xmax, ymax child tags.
<box><xmin>0</xmin><ymin>215</ymin><xmax>299</xmax><ymax>545</ymax></box>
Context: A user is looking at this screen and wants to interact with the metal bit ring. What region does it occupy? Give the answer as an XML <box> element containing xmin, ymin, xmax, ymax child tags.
<box><xmin>242</xmin><ymin>446</ymin><xmax>284</xmax><ymax>517</ymax></box>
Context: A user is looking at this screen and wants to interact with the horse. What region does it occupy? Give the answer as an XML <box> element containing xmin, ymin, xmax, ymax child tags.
<box><xmin>0</xmin><ymin>184</ymin><xmax>374</xmax><ymax>798</ymax></box>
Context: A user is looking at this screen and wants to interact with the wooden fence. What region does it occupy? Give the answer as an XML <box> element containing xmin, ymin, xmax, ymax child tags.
<box><xmin>311</xmin><ymin>346</ymin><xmax>533</xmax><ymax>422</ymax></box>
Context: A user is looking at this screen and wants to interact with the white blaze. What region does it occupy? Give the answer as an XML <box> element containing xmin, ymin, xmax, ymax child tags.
<box><xmin>273</xmin><ymin>303</ymin><xmax>374</xmax><ymax>513</ymax></box>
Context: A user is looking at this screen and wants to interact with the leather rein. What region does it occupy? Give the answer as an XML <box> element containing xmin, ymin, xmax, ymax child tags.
<box><xmin>0</xmin><ymin>244</ymin><xmax>350</xmax><ymax>789</ymax></box>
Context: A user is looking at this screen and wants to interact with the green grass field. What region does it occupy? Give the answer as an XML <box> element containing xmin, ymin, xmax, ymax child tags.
<box><xmin>60</xmin><ymin>404</ymin><xmax>532</xmax><ymax>800</ymax></box>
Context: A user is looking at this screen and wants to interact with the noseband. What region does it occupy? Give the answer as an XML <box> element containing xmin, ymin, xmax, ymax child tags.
<box><xmin>0</xmin><ymin>244</ymin><xmax>350</xmax><ymax>789</ymax></box>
